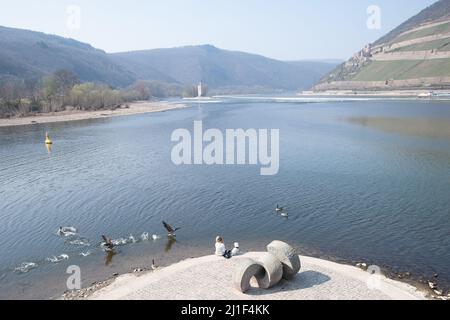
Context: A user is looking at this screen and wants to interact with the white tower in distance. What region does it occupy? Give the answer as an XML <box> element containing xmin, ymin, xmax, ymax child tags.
<box><xmin>197</xmin><ymin>82</ymin><xmax>203</xmax><ymax>98</ymax></box>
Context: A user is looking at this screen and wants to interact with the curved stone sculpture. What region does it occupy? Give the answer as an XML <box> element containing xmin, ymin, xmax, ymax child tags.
<box><xmin>232</xmin><ymin>258</ymin><xmax>264</xmax><ymax>293</ymax></box>
<box><xmin>267</xmin><ymin>240</ymin><xmax>301</xmax><ymax>280</ymax></box>
<box><xmin>254</xmin><ymin>253</ymin><xmax>283</xmax><ymax>289</ymax></box>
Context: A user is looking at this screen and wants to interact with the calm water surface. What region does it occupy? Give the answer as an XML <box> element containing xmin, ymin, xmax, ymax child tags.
<box><xmin>0</xmin><ymin>97</ymin><xmax>449</xmax><ymax>299</ymax></box>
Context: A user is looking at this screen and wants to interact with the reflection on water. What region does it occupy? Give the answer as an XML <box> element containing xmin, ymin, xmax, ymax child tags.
<box><xmin>165</xmin><ymin>238</ymin><xmax>177</xmax><ymax>253</ymax></box>
<box><xmin>347</xmin><ymin>117</ymin><xmax>450</xmax><ymax>139</ymax></box>
<box><xmin>45</xmin><ymin>143</ymin><xmax>52</xmax><ymax>154</ymax></box>
<box><xmin>104</xmin><ymin>251</ymin><xmax>117</xmax><ymax>266</ymax></box>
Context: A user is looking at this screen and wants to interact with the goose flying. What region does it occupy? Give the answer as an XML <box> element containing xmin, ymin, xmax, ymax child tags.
<box><xmin>163</xmin><ymin>221</ymin><xmax>181</xmax><ymax>237</ymax></box>
<box><xmin>102</xmin><ymin>235</ymin><xmax>115</xmax><ymax>251</ymax></box>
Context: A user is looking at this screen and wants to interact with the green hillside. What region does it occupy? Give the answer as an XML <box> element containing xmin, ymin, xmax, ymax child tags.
<box><xmin>315</xmin><ymin>0</ymin><xmax>450</xmax><ymax>91</ymax></box>
<box><xmin>394</xmin><ymin>37</ymin><xmax>450</xmax><ymax>51</ymax></box>
<box><xmin>352</xmin><ymin>59</ymin><xmax>450</xmax><ymax>81</ymax></box>
<box><xmin>395</xmin><ymin>21</ymin><xmax>450</xmax><ymax>43</ymax></box>
<box><xmin>375</xmin><ymin>0</ymin><xmax>450</xmax><ymax>45</ymax></box>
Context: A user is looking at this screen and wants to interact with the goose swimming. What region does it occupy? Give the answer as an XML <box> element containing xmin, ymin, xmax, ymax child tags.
<box><xmin>163</xmin><ymin>221</ymin><xmax>181</xmax><ymax>237</ymax></box>
<box><xmin>46</xmin><ymin>254</ymin><xmax>69</xmax><ymax>263</ymax></box>
<box><xmin>58</xmin><ymin>227</ymin><xmax>77</xmax><ymax>237</ymax></box>
<box><xmin>275</xmin><ymin>205</ymin><xmax>288</xmax><ymax>217</ymax></box>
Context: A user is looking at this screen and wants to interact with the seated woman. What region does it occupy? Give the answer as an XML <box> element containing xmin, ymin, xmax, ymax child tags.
<box><xmin>215</xmin><ymin>236</ymin><xmax>232</xmax><ymax>259</ymax></box>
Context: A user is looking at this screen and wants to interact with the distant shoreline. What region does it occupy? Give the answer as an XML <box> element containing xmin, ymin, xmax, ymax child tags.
<box><xmin>0</xmin><ymin>101</ymin><xmax>188</xmax><ymax>128</ymax></box>
<box><xmin>299</xmin><ymin>89</ymin><xmax>450</xmax><ymax>98</ymax></box>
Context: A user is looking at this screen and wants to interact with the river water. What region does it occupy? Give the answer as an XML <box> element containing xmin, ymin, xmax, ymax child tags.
<box><xmin>0</xmin><ymin>96</ymin><xmax>449</xmax><ymax>299</ymax></box>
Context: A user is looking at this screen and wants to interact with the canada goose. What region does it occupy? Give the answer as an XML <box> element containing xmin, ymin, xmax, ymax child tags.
<box><xmin>102</xmin><ymin>235</ymin><xmax>115</xmax><ymax>251</ymax></box>
<box><xmin>46</xmin><ymin>254</ymin><xmax>69</xmax><ymax>263</ymax></box>
<box><xmin>58</xmin><ymin>227</ymin><xmax>77</xmax><ymax>237</ymax></box>
<box><xmin>151</xmin><ymin>259</ymin><xmax>158</xmax><ymax>270</ymax></box>
<box><xmin>163</xmin><ymin>221</ymin><xmax>181</xmax><ymax>237</ymax></box>
<box><xmin>275</xmin><ymin>205</ymin><xmax>284</xmax><ymax>212</ymax></box>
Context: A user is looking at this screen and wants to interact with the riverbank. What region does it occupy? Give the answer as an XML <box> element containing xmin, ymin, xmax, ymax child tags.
<box><xmin>0</xmin><ymin>101</ymin><xmax>188</xmax><ymax>128</ymax></box>
<box><xmin>300</xmin><ymin>89</ymin><xmax>450</xmax><ymax>98</ymax></box>
<box><xmin>63</xmin><ymin>253</ymin><xmax>429</xmax><ymax>300</ymax></box>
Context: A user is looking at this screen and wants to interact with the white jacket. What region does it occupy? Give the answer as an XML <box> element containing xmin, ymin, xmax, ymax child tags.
<box><xmin>215</xmin><ymin>242</ymin><xmax>226</xmax><ymax>256</ymax></box>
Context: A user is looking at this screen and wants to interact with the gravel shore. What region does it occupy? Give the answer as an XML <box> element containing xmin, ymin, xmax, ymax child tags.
<box><xmin>63</xmin><ymin>253</ymin><xmax>428</xmax><ymax>300</ymax></box>
<box><xmin>0</xmin><ymin>101</ymin><xmax>187</xmax><ymax>127</ymax></box>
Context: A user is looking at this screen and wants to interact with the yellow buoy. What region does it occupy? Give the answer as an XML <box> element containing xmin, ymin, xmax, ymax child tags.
<box><xmin>45</xmin><ymin>132</ymin><xmax>53</xmax><ymax>145</ymax></box>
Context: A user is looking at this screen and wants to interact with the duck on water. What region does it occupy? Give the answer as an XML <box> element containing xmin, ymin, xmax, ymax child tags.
<box><xmin>275</xmin><ymin>205</ymin><xmax>288</xmax><ymax>217</ymax></box>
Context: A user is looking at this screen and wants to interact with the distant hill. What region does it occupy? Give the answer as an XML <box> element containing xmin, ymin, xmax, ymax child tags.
<box><xmin>0</xmin><ymin>26</ymin><xmax>135</xmax><ymax>87</ymax></box>
<box><xmin>314</xmin><ymin>0</ymin><xmax>450</xmax><ymax>91</ymax></box>
<box><xmin>111</xmin><ymin>45</ymin><xmax>331</xmax><ymax>91</ymax></box>
<box><xmin>0</xmin><ymin>26</ymin><xmax>336</xmax><ymax>93</ymax></box>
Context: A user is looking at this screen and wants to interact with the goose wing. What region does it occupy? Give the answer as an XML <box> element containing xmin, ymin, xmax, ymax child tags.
<box><xmin>102</xmin><ymin>235</ymin><xmax>112</xmax><ymax>245</ymax></box>
<box><xmin>163</xmin><ymin>221</ymin><xmax>174</xmax><ymax>233</ymax></box>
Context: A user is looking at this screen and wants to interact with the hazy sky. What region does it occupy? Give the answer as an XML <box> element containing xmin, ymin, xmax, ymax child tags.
<box><xmin>0</xmin><ymin>0</ymin><xmax>437</xmax><ymax>60</ymax></box>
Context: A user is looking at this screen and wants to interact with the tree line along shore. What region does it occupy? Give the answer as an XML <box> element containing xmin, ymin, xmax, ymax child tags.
<box><xmin>0</xmin><ymin>69</ymin><xmax>207</xmax><ymax>119</ymax></box>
